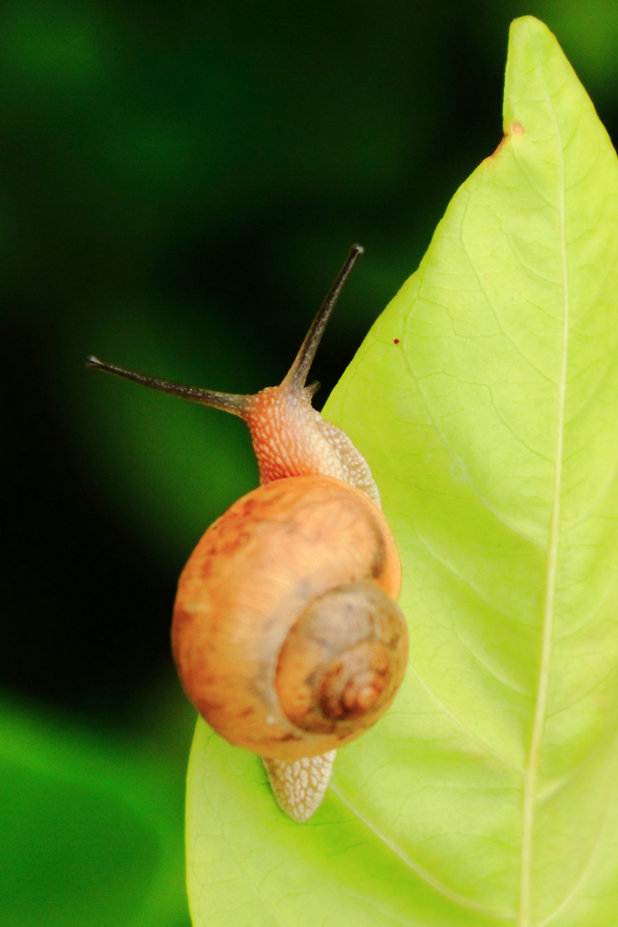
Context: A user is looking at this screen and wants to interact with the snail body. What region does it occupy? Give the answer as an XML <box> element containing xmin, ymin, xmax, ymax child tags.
<box><xmin>87</xmin><ymin>245</ymin><xmax>408</xmax><ymax>821</ymax></box>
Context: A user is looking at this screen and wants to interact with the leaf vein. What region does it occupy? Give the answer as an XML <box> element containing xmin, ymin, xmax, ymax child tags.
<box><xmin>330</xmin><ymin>785</ymin><xmax>516</xmax><ymax>921</ymax></box>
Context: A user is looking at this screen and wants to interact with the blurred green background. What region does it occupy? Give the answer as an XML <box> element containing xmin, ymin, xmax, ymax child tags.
<box><xmin>2</xmin><ymin>2</ymin><xmax>617</xmax><ymax>924</ymax></box>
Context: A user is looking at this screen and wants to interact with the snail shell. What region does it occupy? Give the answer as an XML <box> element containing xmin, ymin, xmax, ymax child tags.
<box><xmin>172</xmin><ymin>475</ymin><xmax>406</xmax><ymax>761</ymax></box>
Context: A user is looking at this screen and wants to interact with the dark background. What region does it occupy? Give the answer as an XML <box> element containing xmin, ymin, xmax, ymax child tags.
<box><xmin>2</xmin><ymin>2</ymin><xmax>617</xmax><ymax>924</ymax></box>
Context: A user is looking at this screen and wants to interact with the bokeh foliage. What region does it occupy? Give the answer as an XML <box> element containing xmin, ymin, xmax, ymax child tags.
<box><xmin>2</xmin><ymin>2</ymin><xmax>618</xmax><ymax>925</ymax></box>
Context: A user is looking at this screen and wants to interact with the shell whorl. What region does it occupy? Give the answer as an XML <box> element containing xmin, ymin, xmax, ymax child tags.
<box><xmin>171</xmin><ymin>474</ymin><xmax>406</xmax><ymax>762</ymax></box>
<box><xmin>276</xmin><ymin>580</ymin><xmax>407</xmax><ymax>738</ymax></box>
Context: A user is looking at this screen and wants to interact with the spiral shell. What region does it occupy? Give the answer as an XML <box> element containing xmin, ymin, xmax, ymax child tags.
<box><xmin>172</xmin><ymin>473</ymin><xmax>407</xmax><ymax>761</ymax></box>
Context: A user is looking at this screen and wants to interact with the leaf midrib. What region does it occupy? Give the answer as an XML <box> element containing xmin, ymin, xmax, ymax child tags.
<box><xmin>517</xmin><ymin>72</ymin><xmax>571</xmax><ymax>927</ymax></box>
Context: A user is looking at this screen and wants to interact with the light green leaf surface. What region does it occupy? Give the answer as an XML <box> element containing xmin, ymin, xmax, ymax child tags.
<box><xmin>186</xmin><ymin>17</ymin><xmax>618</xmax><ymax>926</ymax></box>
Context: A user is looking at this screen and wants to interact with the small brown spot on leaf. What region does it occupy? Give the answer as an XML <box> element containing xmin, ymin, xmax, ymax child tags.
<box><xmin>488</xmin><ymin>121</ymin><xmax>525</xmax><ymax>159</ymax></box>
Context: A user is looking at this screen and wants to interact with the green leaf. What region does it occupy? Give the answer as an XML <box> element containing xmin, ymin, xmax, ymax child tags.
<box><xmin>185</xmin><ymin>17</ymin><xmax>618</xmax><ymax>926</ymax></box>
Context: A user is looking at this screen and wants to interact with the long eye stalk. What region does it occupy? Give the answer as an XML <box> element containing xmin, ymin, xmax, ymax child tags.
<box><xmin>86</xmin><ymin>243</ymin><xmax>364</xmax><ymax>413</ymax></box>
<box><xmin>281</xmin><ymin>243</ymin><xmax>363</xmax><ymax>394</ymax></box>
<box><xmin>85</xmin><ymin>355</ymin><xmax>249</xmax><ymax>416</ymax></box>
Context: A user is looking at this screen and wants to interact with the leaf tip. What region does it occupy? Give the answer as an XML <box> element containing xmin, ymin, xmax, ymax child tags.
<box><xmin>508</xmin><ymin>14</ymin><xmax>555</xmax><ymax>45</ymax></box>
<box><xmin>503</xmin><ymin>16</ymin><xmax>572</xmax><ymax>135</ymax></box>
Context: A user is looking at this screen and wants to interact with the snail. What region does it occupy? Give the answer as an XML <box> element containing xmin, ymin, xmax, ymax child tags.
<box><xmin>87</xmin><ymin>244</ymin><xmax>408</xmax><ymax>821</ymax></box>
